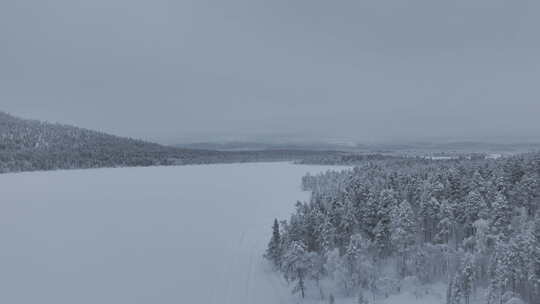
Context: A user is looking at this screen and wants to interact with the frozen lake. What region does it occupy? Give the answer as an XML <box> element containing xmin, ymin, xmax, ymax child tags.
<box><xmin>0</xmin><ymin>163</ymin><xmax>345</xmax><ymax>304</ymax></box>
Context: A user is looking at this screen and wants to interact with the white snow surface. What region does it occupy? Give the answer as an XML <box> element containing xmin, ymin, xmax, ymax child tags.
<box><xmin>0</xmin><ymin>162</ymin><xmax>348</xmax><ymax>304</ymax></box>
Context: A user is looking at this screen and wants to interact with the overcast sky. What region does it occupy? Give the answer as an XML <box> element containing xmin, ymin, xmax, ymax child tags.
<box><xmin>1</xmin><ymin>0</ymin><xmax>539</xmax><ymax>144</ymax></box>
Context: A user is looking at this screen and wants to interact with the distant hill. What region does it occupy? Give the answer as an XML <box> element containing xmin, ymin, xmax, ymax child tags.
<box><xmin>0</xmin><ymin>111</ymin><xmax>225</xmax><ymax>173</ymax></box>
<box><xmin>177</xmin><ymin>139</ymin><xmax>540</xmax><ymax>156</ymax></box>
<box><xmin>176</xmin><ymin>141</ymin><xmax>358</xmax><ymax>152</ymax></box>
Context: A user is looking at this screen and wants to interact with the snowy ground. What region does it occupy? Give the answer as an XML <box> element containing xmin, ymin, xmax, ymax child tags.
<box><xmin>0</xmin><ymin>163</ymin><xmax>346</xmax><ymax>304</ymax></box>
<box><xmin>0</xmin><ymin>162</ymin><xmax>446</xmax><ymax>304</ymax></box>
<box><xmin>299</xmin><ymin>283</ymin><xmax>447</xmax><ymax>304</ymax></box>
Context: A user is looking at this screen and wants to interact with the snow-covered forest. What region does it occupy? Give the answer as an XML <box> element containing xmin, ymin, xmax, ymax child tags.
<box><xmin>266</xmin><ymin>154</ymin><xmax>540</xmax><ymax>304</ymax></box>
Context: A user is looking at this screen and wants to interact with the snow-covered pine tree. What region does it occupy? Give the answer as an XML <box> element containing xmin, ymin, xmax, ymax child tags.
<box><xmin>357</xmin><ymin>290</ymin><xmax>368</xmax><ymax>304</ymax></box>
<box><xmin>515</xmin><ymin>172</ymin><xmax>539</xmax><ymax>217</ymax></box>
<box><xmin>419</xmin><ymin>191</ymin><xmax>441</xmax><ymax>243</ymax></box>
<box><xmin>390</xmin><ymin>200</ymin><xmax>417</xmax><ymax>277</ymax></box>
<box><xmin>462</xmin><ymin>190</ymin><xmax>486</xmax><ymax>238</ymax></box>
<box><xmin>282</xmin><ymin>241</ymin><xmax>309</xmax><ymax>298</ymax></box>
<box><xmin>491</xmin><ymin>192</ymin><xmax>513</xmax><ymax>240</ymax></box>
<box><xmin>373</xmin><ymin>189</ymin><xmax>397</xmax><ymax>256</ymax></box>
<box><xmin>436</xmin><ymin>200</ymin><xmax>454</xmax><ymax>245</ymax></box>
<box><xmin>530</xmin><ymin>214</ymin><xmax>540</xmax><ymax>302</ymax></box>
<box><xmin>328</xmin><ymin>293</ymin><xmax>335</xmax><ymax>304</ymax></box>
<box><xmin>461</xmin><ymin>254</ymin><xmax>476</xmax><ymax>304</ymax></box>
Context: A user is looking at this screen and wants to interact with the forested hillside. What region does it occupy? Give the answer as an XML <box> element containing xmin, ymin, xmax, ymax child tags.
<box><xmin>0</xmin><ymin>111</ymin><xmax>232</xmax><ymax>173</ymax></box>
<box><xmin>266</xmin><ymin>154</ymin><xmax>540</xmax><ymax>304</ymax></box>
<box><xmin>0</xmin><ymin>111</ymin><xmax>347</xmax><ymax>173</ymax></box>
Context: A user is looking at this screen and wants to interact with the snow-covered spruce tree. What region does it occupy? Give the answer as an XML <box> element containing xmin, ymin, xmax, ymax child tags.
<box><xmin>264</xmin><ymin>218</ymin><xmax>282</xmax><ymax>269</ymax></box>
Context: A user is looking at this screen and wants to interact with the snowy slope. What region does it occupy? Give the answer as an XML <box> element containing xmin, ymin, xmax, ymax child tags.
<box><xmin>0</xmin><ymin>163</ymin><xmax>346</xmax><ymax>304</ymax></box>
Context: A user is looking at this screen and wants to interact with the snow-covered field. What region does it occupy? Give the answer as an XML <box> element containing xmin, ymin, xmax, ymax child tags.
<box><xmin>0</xmin><ymin>162</ymin><xmax>447</xmax><ymax>304</ymax></box>
<box><xmin>0</xmin><ymin>163</ymin><xmax>348</xmax><ymax>304</ymax></box>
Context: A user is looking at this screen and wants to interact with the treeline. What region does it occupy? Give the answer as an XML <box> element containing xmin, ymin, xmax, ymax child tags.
<box><xmin>297</xmin><ymin>152</ymin><xmax>497</xmax><ymax>166</ymax></box>
<box><xmin>265</xmin><ymin>154</ymin><xmax>540</xmax><ymax>304</ymax></box>
<box><xmin>297</xmin><ymin>153</ymin><xmax>402</xmax><ymax>165</ymax></box>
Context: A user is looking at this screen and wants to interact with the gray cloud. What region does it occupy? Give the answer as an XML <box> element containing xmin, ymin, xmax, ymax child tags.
<box><xmin>1</xmin><ymin>0</ymin><xmax>539</xmax><ymax>143</ymax></box>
